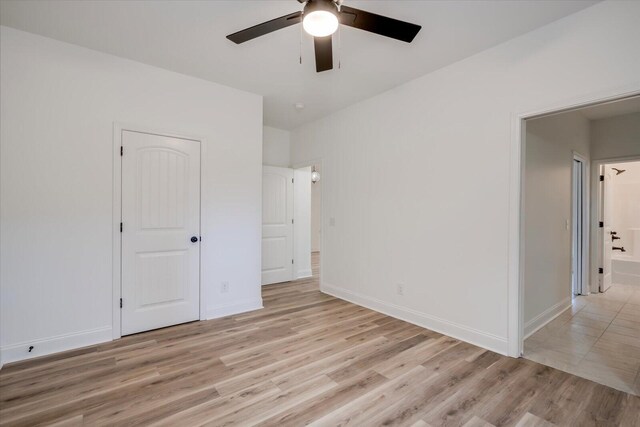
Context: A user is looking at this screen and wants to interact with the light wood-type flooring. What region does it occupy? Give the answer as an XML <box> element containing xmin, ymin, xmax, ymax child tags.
<box><xmin>1</xmin><ymin>253</ymin><xmax>639</xmax><ymax>426</ymax></box>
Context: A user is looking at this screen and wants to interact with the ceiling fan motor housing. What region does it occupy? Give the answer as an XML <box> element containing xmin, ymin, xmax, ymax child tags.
<box><xmin>303</xmin><ymin>0</ymin><xmax>339</xmax><ymax>17</ymax></box>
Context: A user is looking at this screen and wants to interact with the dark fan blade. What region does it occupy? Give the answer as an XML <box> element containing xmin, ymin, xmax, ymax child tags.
<box><xmin>227</xmin><ymin>11</ymin><xmax>302</xmax><ymax>44</ymax></box>
<box><xmin>338</xmin><ymin>6</ymin><xmax>421</xmax><ymax>43</ymax></box>
<box><xmin>314</xmin><ymin>36</ymin><xmax>333</xmax><ymax>72</ymax></box>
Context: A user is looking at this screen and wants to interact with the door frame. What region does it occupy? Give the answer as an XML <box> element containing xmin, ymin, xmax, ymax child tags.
<box><xmin>292</xmin><ymin>166</ymin><xmax>313</xmax><ymax>280</ymax></box>
<box><xmin>112</xmin><ymin>123</ymin><xmax>205</xmax><ymax>340</ymax></box>
<box><xmin>572</xmin><ymin>152</ymin><xmax>589</xmax><ymax>296</ymax></box>
<box><xmin>292</xmin><ymin>159</ymin><xmax>324</xmax><ymax>288</ymax></box>
<box><xmin>591</xmin><ymin>155</ymin><xmax>640</xmax><ymax>294</ymax></box>
<box><xmin>508</xmin><ymin>87</ymin><xmax>640</xmax><ymax>358</ymax></box>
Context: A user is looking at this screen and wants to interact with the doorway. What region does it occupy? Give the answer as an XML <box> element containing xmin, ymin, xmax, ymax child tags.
<box><xmin>261</xmin><ymin>163</ymin><xmax>322</xmax><ymax>286</ymax></box>
<box><xmin>519</xmin><ymin>95</ymin><xmax>640</xmax><ymax>395</ymax></box>
<box><xmin>118</xmin><ymin>129</ymin><xmax>202</xmax><ymax>336</ymax></box>
<box><xmin>310</xmin><ymin>164</ymin><xmax>322</xmax><ymax>281</ymax></box>
<box><xmin>596</xmin><ymin>159</ymin><xmax>640</xmax><ymax>292</ymax></box>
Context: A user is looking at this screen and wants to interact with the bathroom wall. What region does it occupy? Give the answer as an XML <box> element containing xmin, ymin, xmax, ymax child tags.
<box><xmin>608</xmin><ymin>162</ymin><xmax>640</xmax><ymax>258</ymax></box>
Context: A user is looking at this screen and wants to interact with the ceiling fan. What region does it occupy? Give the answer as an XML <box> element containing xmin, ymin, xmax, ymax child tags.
<box><xmin>226</xmin><ymin>0</ymin><xmax>421</xmax><ymax>73</ymax></box>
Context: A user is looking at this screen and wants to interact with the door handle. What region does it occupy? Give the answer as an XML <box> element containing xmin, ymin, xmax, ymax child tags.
<box><xmin>612</xmin><ymin>246</ymin><xmax>626</xmax><ymax>252</ymax></box>
<box><xmin>612</xmin><ymin>235</ymin><xmax>621</xmax><ymax>241</ymax></box>
<box><xmin>191</xmin><ymin>236</ymin><xmax>199</xmax><ymax>243</ymax></box>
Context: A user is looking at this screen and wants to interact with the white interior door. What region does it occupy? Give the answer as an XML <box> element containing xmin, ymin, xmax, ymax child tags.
<box><xmin>600</xmin><ymin>165</ymin><xmax>614</xmax><ymax>292</ymax></box>
<box><xmin>121</xmin><ymin>130</ymin><xmax>201</xmax><ymax>335</ymax></box>
<box><xmin>262</xmin><ymin>166</ymin><xmax>294</xmax><ymax>285</ymax></box>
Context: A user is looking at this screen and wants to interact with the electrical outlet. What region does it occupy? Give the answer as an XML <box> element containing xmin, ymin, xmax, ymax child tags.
<box><xmin>221</xmin><ymin>281</ymin><xmax>229</xmax><ymax>293</ymax></box>
<box><xmin>397</xmin><ymin>284</ymin><xmax>404</xmax><ymax>296</ymax></box>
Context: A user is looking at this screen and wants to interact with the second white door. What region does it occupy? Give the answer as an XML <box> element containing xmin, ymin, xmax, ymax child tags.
<box><xmin>121</xmin><ymin>130</ymin><xmax>201</xmax><ymax>335</ymax></box>
<box><xmin>600</xmin><ymin>165</ymin><xmax>614</xmax><ymax>292</ymax></box>
<box><xmin>262</xmin><ymin>166</ymin><xmax>294</xmax><ymax>285</ymax></box>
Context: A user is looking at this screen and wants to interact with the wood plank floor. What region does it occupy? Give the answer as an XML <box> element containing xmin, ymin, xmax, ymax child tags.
<box><xmin>1</xmin><ymin>253</ymin><xmax>639</xmax><ymax>426</ymax></box>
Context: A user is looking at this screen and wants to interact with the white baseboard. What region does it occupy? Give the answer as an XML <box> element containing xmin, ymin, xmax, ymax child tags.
<box><xmin>295</xmin><ymin>269</ymin><xmax>313</xmax><ymax>280</ymax></box>
<box><xmin>321</xmin><ymin>283</ymin><xmax>509</xmax><ymax>355</ymax></box>
<box><xmin>0</xmin><ymin>326</ymin><xmax>112</xmax><ymax>366</ymax></box>
<box><xmin>206</xmin><ymin>298</ymin><xmax>263</xmax><ymax>319</ymax></box>
<box><xmin>524</xmin><ymin>298</ymin><xmax>572</xmax><ymax>339</ymax></box>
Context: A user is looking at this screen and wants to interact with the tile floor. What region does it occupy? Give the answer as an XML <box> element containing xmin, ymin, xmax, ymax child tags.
<box><xmin>524</xmin><ymin>283</ymin><xmax>640</xmax><ymax>395</ymax></box>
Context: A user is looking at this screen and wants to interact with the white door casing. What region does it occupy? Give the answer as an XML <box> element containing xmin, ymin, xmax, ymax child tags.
<box><xmin>262</xmin><ymin>166</ymin><xmax>294</xmax><ymax>285</ymax></box>
<box><xmin>571</xmin><ymin>154</ymin><xmax>589</xmax><ymax>296</ymax></box>
<box><xmin>571</xmin><ymin>159</ymin><xmax>582</xmax><ymax>295</ymax></box>
<box><xmin>121</xmin><ymin>130</ymin><xmax>201</xmax><ymax>335</ymax></box>
<box><xmin>600</xmin><ymin>165</ymin><xmax>614</xmax><ymax>292</ymax></box>
<box><xmin>293</xmin><ymin>167</ymin><xmax>312</xmax><ymax>279</ymax></box>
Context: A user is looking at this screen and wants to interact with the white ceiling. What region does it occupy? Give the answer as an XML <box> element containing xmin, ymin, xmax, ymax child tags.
<box><xmin>0</xmin><ymin>0</ymin><xmax>598</xmax><ymax>130</ymax></box>
<box><xmin>579</xmin><ymin>96</ymin><xmax>640</xmax><ymax>120</ymax></box>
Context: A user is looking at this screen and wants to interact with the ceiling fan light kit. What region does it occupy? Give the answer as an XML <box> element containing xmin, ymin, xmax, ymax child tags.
<box><xmin>302</xmin><ymin>0</ymin><xmax>339</xmax><ymax>37</ymax></box>
<box><xmin>226</xmin><ymin>0</ymin><xmax>421</xmax><ymax>73</ymax></box>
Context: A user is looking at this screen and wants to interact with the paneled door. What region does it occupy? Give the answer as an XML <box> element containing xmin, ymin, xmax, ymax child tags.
<box><xmin>600</xmin><ymin>165</ymin><xmax>614</xmax><ymax>292</ymax></box>
<box><xmin>121</xmin><ymin>130</ymin><xmax>201</xmax><ymax>335</ymax></box>
<box><xmin>262</xmin><ymin>166</ymin><xmax>294</xmax><ymax>285</ymax></box>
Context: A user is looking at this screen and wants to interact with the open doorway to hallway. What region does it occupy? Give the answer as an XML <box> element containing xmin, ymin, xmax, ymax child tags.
<box><xmin>292</xmin><ymin>162</ymin><xmax>322</xmax><ymax>286</ymax></box>
<box><xmin>310</xmin><ymin>164</ymin><xmax>322</xmax><ymax>282</ymax></box>
<box><xmin>522</xmin><ymin>95</ymin><xmax>640</xmax><ymax>395</ymax></box>
<box><xmin>261</xmin><ymin>162</ymin><xmax>322</xmax><ymax>287</ymax></box>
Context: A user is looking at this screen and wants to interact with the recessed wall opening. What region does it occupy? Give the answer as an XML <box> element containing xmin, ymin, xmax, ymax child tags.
<box><xmin>520</xmin><ymin>95</ymin><xmax>640</xmax><ymax>395</ymax></box>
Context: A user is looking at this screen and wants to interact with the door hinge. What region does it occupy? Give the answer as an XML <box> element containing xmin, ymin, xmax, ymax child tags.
<box><xmin>292</xmin><ymin>218</ymin><xmax>294</xmax><ymax>224</ymax></box>
<box><xmin>120</xmin><ymin>146</ymin><xmax>123</xmax><ymax>156</ymax></box>
<box><xmin>120</xmin><ymin>298</ymin><xmax>123</xmax><ymax>308</ymax></box>
<box><xmin>292</xmin><ymin>178</ymin><xmax>294</xmax><ymax>183</ymax></box>
<box><xmin>598</xmin><ymin>267</ymin><xmax>603</xmax><ymax>274</ymax></box>
<box><xmin>599</xmin><ymin>175</ymin><xmax>604</xmax><ymax>181</ymax></box>
<box><xmin>599</xmin><ymin>221</ymin><xmax>604</xmax><ymax>228</ymax></box>
<box><xmin>292</xmin><ymin>259</ymin><xmax>294</xmax><ymax>264</ymax></box>
<box><xmin>120</xmin><ymin>222</ymin><xmax>123</xmax><ymax>232</ymax></box>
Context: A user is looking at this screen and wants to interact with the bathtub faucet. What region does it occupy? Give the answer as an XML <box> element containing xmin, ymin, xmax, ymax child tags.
<box><xmin>612</xmin><ymin>246</ymin><xmax>626</xmax><ymax>252</ymax></box>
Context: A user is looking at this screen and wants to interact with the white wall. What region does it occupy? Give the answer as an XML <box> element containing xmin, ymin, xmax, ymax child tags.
<box><xmin>311</xmin><ymin>165</ymin><xmax>322</xmax><ymax>253</ymax></box>
<box><xmin>523</xmin><ymin>112</ymin><xmax>590</xmax><ymax>337</ymax></box>
<box><xmin>294</xmin><ymin>167</ymin><xmax>312</xmax><ymax>278</ymax></box>
<box><xmin>591</xmin><ymin>113</ymin><xmax>640</xmax><ymax>160</ymax></box>
<box><xmin>263</xmin><ymin>126</ymin><xmax>291</xmax><ymax>167</ymax></box>
<box><xmin>0</xmin><ymin>27</ymin><xmax>263</xmax><ymax>363</ymax></box>
<box><xmin>290</xmin><ymin>1</ymin><xmax>640</xmax><ymax>355</ymax></box>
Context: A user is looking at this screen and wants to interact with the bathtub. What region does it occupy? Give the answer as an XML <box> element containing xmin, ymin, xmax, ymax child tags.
<box><xmin>612</xmin><ymin>255</ymin><xmax>640</xmax><ymax>286</ymax></box>
<box><xmin>612</xmin><ymin>228</ymin><xmax>640</xmax><ymax>286</ymax></box>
